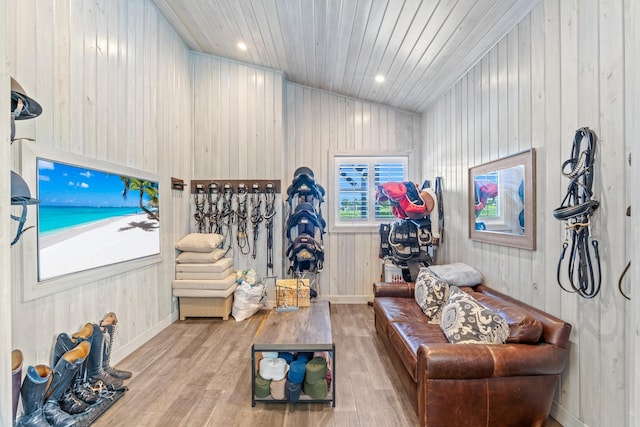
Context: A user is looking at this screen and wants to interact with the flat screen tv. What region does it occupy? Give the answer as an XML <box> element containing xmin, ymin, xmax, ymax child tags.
<box><xmin>18</xmin><ymin>142</ymin><xmax>162</xmax><ymax>301</ymax></box>
<box><xmin>36</xmin><ymin>159</ymin><xmax>160</xmax><ymax>281</ymax></box>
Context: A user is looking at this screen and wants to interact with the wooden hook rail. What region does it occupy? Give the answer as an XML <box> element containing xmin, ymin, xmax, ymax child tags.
<box><xmin>190</xmin><ymin>179</ymin><xmax>281</xmax><ymax>194</ymax></box>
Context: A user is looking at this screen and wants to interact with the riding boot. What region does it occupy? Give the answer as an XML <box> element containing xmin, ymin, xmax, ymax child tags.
<box><xmin>100</xmin><ymin>312</ymin><xmax>132</xmax><ymax>379</ymax></box>
<box><xmin>15</xmin><ymin>365</ymin><xmax>52</xmax><ymax>427</ymax></box>
<box><xmin>12</xmin><ymin>349</ymin><xmax>23</xmax><ymax>424</ymax></box>
<box><xmin>59</xmin><ymin>390</ymin><xmax>90</xmax><ymax>415</ymax></box>
<box><xmin>84</xmin><ymin>323</ymin><xmax>124</xmax><ymax>390</ymax></box>
<box><xmin>69</xmin><ymin>323</ymin><xmax>100</xmax><ymax>403</ymax></box>
<box><xmin>51</xmin><ymin>333</ymin><xmax>77</xmax><ymax>368</ymax></box>
<box><xmin>56</xmin><ymin>339</ymin><xmax>91</xmax><ymax>414</ymax></box>
<box><xmin>43</xmin><ymin>341</ymin><xmax>90</xmax><ymax>427</ymax></box>
<box><xmin>70</xmin><ymin>360</ymin><xmax>98</xmax><ymax>404</ymax></box>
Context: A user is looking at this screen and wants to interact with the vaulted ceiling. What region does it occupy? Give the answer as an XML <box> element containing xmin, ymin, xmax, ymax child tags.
<box><xmin>151</xmin><ymin>0</ymin><xmax>538</xmax><ymax>113</ymax></box>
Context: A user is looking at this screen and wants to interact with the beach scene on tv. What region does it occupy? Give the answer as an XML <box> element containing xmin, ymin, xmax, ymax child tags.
<box><xmin>37</xmin><ymin>158</ymin><xmax>160</xmax><ymax>281</ymax></box>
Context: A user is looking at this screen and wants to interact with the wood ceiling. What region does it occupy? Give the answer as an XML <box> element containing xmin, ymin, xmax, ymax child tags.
<box><xmin>151</xmin><ymin>0</ymin><xmax>538</xmax><ymax>113</ymax></box>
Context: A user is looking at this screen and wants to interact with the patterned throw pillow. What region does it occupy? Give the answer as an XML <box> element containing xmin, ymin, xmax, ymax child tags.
<box><xmin>440</xmin><ymin>286</ymin><xmax>510</xmax><ymax>344</ymax></box>
<box><xmin>414</xmin><ymin>267</ymin><xmax>450</xmax><ymax>323</ymax></box>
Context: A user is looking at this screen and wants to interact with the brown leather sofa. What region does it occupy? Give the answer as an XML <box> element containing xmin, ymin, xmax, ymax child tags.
<box><xmin>373</xmin><ymin>281</ymin><xmax>572</xmax><ymax>427</ymax></box>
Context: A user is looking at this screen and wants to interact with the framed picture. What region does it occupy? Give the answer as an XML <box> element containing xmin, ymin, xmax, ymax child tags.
<box><xmin>468</xmin><ymin>149</ymin><xmax>536</xmax><ymax>250</ymax></box>
<box><xmin>18</xmin><ymin>142</ymin><xmax>162</xmax><ymax>301</ymax></box>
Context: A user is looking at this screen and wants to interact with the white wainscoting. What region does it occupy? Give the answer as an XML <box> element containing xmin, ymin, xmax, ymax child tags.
<box><xmin>190</xmin><ymin>53</ymin><xmax>285</xmax><ymax>290</ymax></box>
<box><xmin>423</xmin><ymin>0</ymin><xmax>630</xmax><ymax>425</ymax></box>
<box><xmin>7</xmin><ymin>0</ymin><xmax>192</xmax><ymax>407</ymax></box>
<box><xmin>1</xmin><ymin>0</ymin><xmax>13</xmax><ymax>423</ymax></box>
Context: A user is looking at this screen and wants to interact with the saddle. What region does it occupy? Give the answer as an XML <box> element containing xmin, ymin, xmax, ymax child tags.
<box><xmin>285</xmin><ymin>202</ymin><xmax>326</xmax><ymax>240</ymax></box>
<box><xmin>286</xmin><ymin>234</ymin><xmax>324</xmax><ymax>273</ymax></box>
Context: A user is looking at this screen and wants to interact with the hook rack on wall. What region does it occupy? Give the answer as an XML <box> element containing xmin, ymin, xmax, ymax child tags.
<box><xmin>171</xmin><ymin>177</ymin><xmax>186</xmax><ymax>191</ymax></box>
<box><xmin>190</xmin><ymin>179</ymin><xmax>281</xmax><ymax>194</ymax></box>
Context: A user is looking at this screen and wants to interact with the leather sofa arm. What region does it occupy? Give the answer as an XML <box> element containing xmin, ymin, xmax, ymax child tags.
<box><xmin>417</xmin><ymin>342</ymin><xmax>570</xmax><ymax>380</ymax></box>
<box><xmin>373</xmin><ymin>281</ymin><xmax>414</xmax><ymax>298</ymax></box>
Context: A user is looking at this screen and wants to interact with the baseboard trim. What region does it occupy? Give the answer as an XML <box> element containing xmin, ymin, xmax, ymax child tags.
<box><xmin>265</xmin><ymin>295</ymin><xmax>372</xmax><ymax>307</ymax></box>
<box><xmin>110</xmin><ymin>310</ymin><xmax>179</xmax><ymax>365</ymax></box>
<box><xmin>324</xmin><ymin>295</ymin><xmax>371</xmax><ymax>304</ymax></box>
<box><xmin>551</xmin><ymin>402</ymin><xmax>585</xmax><ymax>427</ymax></box>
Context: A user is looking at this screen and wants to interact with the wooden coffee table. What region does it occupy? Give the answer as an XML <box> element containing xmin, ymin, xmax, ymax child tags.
<box><xmin>251</xmin><ymin>300</ymin><xmax>335</xmax><ymax>406</ymax></box>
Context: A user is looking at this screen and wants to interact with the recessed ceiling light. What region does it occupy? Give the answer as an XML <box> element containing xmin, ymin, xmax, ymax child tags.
<box><xmin>375</xmin><ymin>74</ymin><xmax>385</xmax><ymax>83</ymax></box>
<box><xmin>237</xmin><ymin>42</ymin><xmax>247</xmax><ymax>51</ymax></box>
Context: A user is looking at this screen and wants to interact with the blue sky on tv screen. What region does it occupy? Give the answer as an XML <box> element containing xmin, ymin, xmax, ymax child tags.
<box><xmin>37</xmin><ymin>158</ymin><xmax>156</xmax><ymax>207</ymax></box>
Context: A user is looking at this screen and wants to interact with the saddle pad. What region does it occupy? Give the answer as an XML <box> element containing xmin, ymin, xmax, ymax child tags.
<box><xmin>175</xmin><ymin>267</ymin><xmax>234</xmax><ymax>280</ymax></box>
<box><xmin>172</xmin><ymin>284</ymin><xmax>237</xmax><ymax>298</ymax></box>
<box><xmin>175</xmin><ymin>257</ymin><xmax>233</xmax><ymax>273</ymax></box>
<box><xmin>172</xmin><ymin>274</ymin><xmax>236</xmax><ymax>291</ymax></box>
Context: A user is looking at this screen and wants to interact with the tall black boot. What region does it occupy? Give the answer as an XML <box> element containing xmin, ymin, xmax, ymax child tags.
<box><xmin>100</xmin><ymin>312</ymin><xmax>132</xmax><ymax>379</ymax></box>
<box><xmin>43</xmin><ymin>341</ymin><xmax>90</xmax><ymax>427</ymax></box>
<box><xmin>53</xmin><ymin>331</ymin><xmax>98</xmax><ymax>405</ymax></box>
<box><xmin>83</xmin><ymin>323</ymin><xmax>124</xmax><ymax>390</ymax></box>
<box><xmin>50</xmin><ymin>333</ymin><xmax>76</xmax><ymax>368</ymax></box>
<box><xmin>12</xmin><ymin>349</ymin><xmax>23</xmax><ymax>424</ymax></box>
<box><xmin>15</xmin><ymin>365</ymin><xmax>52</xmax><ymax>427</ymax></box>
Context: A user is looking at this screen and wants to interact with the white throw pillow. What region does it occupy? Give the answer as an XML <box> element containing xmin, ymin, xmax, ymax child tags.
<box><xmin>175</xmin><ymin>248</ymin><xmax>226</xmax><ymax>263</ymax></box>
<box><xmin>175</xmin><ymin>233</ymin><xmax>224</xmax><ymax>252</ymax></box>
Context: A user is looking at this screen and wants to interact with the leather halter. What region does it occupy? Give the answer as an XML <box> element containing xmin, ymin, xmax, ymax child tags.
<box><xmin>235</xmin><ymin>183</ymin><xmax>250</xmax><ymax>255</ymax></box>
<box><xmin>554</xmin><ymin>127</ymin><xmax>601</xmax><ymax>298</ymax></box>
<box><xmin>207</xmin><ymin>182</ymin><xmax>222</xmax><ymax>234</ymax></box>
<box><xmin>250</xmin><ymin>184</ymin><xmax>263</xmax><ymax>260</ymax></box>
<box><xmin>220</xmin><ymin>184</ymin><xmax>235</xmax><ymax>253</ymax></box>
<box><xmin>264</xmin><ymin>183</ymin><xmax>277</xmax><ymax>275</ymax></box>
<box><xmin>193</xmin><ymin>185</ymin><xmax>207</xmax><ymax>233</ymax></box>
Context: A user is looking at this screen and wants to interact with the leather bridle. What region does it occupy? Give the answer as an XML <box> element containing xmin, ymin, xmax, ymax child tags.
<box><xmin>193</xmin><ymin>185</ymin><xmax>207</xmax><ymax>233</ymax></box>
<box><xmin>264</xmin><ymin>183</ymin><xmax>277</xmax><ymax>275</ymax></box>
<box><xmin>553</xmin><ymin>127</ymin><xmax>601</xmax><ymax>298</ymax></box>
<box><xmin>207</xmin><ymin>182</ymin><xmax>222</xmax><ymax>234</ymax></box>
<box><xmin>250</xmin><ymin>184</ymin><xmax>263</xmax><ymax>260</ymax></box>
<box><xmin>235</xmin><ymin>183</ymin><xmax>250</xmax><ymax>255</ymax></box>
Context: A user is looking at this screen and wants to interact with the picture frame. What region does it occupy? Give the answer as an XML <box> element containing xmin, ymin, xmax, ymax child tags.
<box><xmin>17</xmin><ymin>141</ymin><xmax>163</xmax><ymax>301</ymax></box>
<box><xmin>468</xmin><ymin>149</ymin><xmax>536</xmax><ymax>250</ymax></box>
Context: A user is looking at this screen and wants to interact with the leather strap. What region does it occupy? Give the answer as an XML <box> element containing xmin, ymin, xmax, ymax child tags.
<box><xmin>554</xmin><ymin>127</ymin><xmax>601</xmax><ymax>298</ymax></box>
<box><xmin>250</xmin><ymin>185</ymin><xmax>263</xmax><ymax>260</ymax></box>
<box><xmin>264</xmin><ymin>183</ymin><xmax>277</xmax><ymax>275</ymax></box>
<box><xmin>235</xmin><ymin>184</ymin><xmax>250</xmax><ymax>255</ymax></box>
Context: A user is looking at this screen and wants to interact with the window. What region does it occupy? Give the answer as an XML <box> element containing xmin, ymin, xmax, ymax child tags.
<box><xmin>474</xmin><ymin>171</ymin><xmax>500</xmax><ymax>219</ymax></box>
<box><xmin>333</xmin><ymin>155</ymin><xmax>408</xmax><ymax>230</ymax></box>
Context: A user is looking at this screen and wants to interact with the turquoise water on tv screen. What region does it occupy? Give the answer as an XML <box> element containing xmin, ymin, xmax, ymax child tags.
<box><xmin>38</xmin><ymin>206</ymin><xmax>141</xmax><ymax>234</ymax></box>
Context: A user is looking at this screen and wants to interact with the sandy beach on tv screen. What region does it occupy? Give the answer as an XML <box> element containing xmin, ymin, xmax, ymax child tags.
<box><xmin>39</xmin><ymin>212</ymin><xmax>160</xmax><ymax>280</ymax></box>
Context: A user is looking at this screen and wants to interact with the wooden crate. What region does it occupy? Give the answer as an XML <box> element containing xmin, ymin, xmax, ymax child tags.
<box><xmin>178</xmin><ymin>295</ymin><xmax>233</xmax><ymax>320</ymax></box>
<box><xmin>276</xmin><ymin>279</ymin><xmax>310</xmax><ymax>308</ymax></box>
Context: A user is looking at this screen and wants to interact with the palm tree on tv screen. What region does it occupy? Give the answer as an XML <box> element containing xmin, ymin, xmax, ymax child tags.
<box><xmin>120</xmin><ymin>177</ymin><xmax>159</xmax><ymax>221</ymax></box>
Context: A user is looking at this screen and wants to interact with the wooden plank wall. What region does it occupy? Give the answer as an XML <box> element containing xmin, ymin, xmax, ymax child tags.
<box><xmin>627</xmin><ymin>1</ymin><xmax>640</xmax><ymax>425</ymax></box>
<box><xmin>190</xmin><ymin>53</ymin><xmax>285</xmax><ymax>295</ymax></box>
<box><xmin>423</xmin><ymin>1</ymin><xmax>631</xmax><ymax>426</ymax></box>
<box><xmin>1</xmin><ymin>0</ymin><xmax>12</xmax><ymax>424</ymax></box>
<box><xmin>6</xmin><ymin>0</ymin><xmax>192</xmax><ymax>407</ymax></box>
<box><xmin>284</xmin><ymin>84</ymin><xmax>422</xmax><ymax>302</ymax></box>
<box><xmin>190</xmin><ymin>58</ymin><xmax>422</xmax><ymax>302</ymax></box>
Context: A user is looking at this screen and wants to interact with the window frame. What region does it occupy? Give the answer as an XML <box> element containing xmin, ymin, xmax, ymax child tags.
<box><xmin>330</xmin><ymin>153</ymin><xmax>410</xmax><ymax>233</ymax></box>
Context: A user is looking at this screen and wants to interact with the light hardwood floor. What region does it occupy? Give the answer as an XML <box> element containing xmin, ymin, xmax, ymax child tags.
<box><xmin>92</xmin><ymin>304</ymin><xmax>562</xmax><ymax>427</ymax></box>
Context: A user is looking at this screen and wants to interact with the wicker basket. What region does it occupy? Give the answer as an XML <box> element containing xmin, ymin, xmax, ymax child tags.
<box><xmin>178</xmin><ymin>295</ymin><xmax>233</xmax><ymax>320</ymax></box>
<box><xmin>276</xmin><ymin>279</ymin><xmax>310</xmax><ymax>308</ymax></box>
